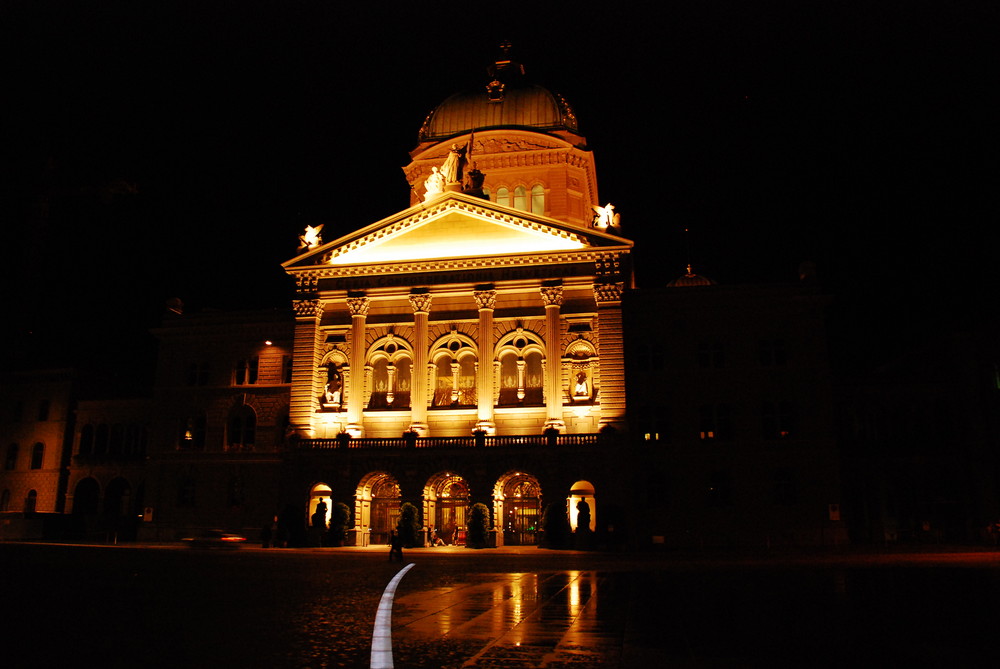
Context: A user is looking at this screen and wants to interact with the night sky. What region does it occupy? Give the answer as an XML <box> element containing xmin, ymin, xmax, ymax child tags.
<box><xmin>2</xmin><ymin>3</ymin><xmax>996</xmax><ymax>381</ymax></box>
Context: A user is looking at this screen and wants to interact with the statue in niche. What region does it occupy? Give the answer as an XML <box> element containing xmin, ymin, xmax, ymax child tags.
<box><xmin>573</xmin><ymin>372</ymin><xmax>589</xmax><ymax>398</ymax></box>
<box><xmin>323</xmin><ymin>363</ymin><xmax>342</xmax><ymax>407</ymax></box>
<box><xmin>576</xmin><ymin>499</ymin><xmax>591</xmax><ymax>534</ymax></box>
<box><xmin>423</xmin><ymin>166</ymin><xmax>446</xmax><ymax>201</ymax></box>
<box><xmin>440</xmin><ymin>142</ymin><xmax>467</xmax><ymax>184</ymax></box>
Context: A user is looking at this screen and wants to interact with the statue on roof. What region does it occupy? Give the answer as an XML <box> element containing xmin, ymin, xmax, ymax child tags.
<box><xmin>440</xmin><ymin>142</ymin><xmax>468</xmax><ymax>184</ymax></box>
<box><xmin>592</xmin><ymin>203</ymin><xmax>620</xmax><ymax>229</ymax></box>
<box><xmin>298</xmin><ymin>224</ymin><xmax>323</xmax><ymax>250</ymax></box>
<box><xmin>423</xmin><ymin>166</ymin><xmax>445</xmax><ymax>201</ymax></box>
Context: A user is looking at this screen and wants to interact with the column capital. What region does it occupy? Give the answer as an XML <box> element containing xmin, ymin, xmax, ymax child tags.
<box><xmin>593</xmin><ymin>282</ymin><xmax>624</xmax><ymax>304</ymax></box>
<box><xmin>540</xmin><ymin>285</ymin><xmax>564</xmax><ymax>307</ymax></box>
<box><xmin>293</xmin><ymin>299</ymin><xmax>323</xmax><ymax>318</ymax></box>
<box><xmin>473</xmin><ymin>290</ymin><xmax>496</xmax><ymax>310</ymax></box>
<box><xmin>408</xmin><ymin>293</ymin><xmax>433</xmax><ymax>314</ymax></box>
<box><xmin>346</xmin><ymin>296</ymin><xmax>370</xmax><ymax>317</ymax></box>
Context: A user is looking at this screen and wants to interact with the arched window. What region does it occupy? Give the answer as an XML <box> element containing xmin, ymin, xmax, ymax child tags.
<box><xmin>496</xmin><ymin>187</ymin><xmax>510</xmax><ymax>207</ymax></box>
<box><xmin>530</xmin><ymin>184</ymin><xmax>545</xmax><ymax>214</ymax></box>
<box><xmin>513</xmin><ymin>185</ymin><xmax>528</xmax><ymax>211</ymax></box>
<box><xmin>95</xmin><ymin>424</ymin><xmax>110</xmax><ymax>455</ymax></box>
<box><xmin>365</xmin><ymin>336</ymin><xmax>413</xmax><ymax>410</ymax></box>
<box><xmin>4</xmin><ymin>444</ymin><xmax>17</xmax><ymax>471</ymax></box>
<box><xmin>30</xmin><ymin>443</ymin><xmax>44</xmax><ymax>470</ymax></box>
<box><xmin>496</xmin><ymin>330</ymin><xmax>545</xmax><ymax>407</ymax></box>
<box><xmin>24</xmin><ymin>490</ymin><xmax>37</xmax><ymax>514</ymax></box>
<box><xmin>430</xmin><ymin>333</ymin><xmax>477</xmax><ymax>408</ymax></box>
<box><xmin>79</xmin><ymin>425</ymin><xmax>94</xmax><ymax>455</ymax></box>
<box><xmin>227</xmin><ymin>405</ymin><xmax>256</xmax><ymax>451</ymax></box>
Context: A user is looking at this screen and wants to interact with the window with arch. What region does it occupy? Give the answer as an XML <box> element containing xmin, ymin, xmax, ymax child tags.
<box><xmin>496</xmin><ymin>187</ymin><xmax>510</xmax><ymax>207</ymax></box>
<box><xmin>513</xmin><ymin>185</ymin><xmax>527</xmax><ymax>211</ymax></box>
<box><xmin>530</xmin><ymin>184</ymin><xmax>545</xmax><ymax>214</ymax></box>
<box><xmin>79</xmin><ymin>425</ymin><xmax>94</xmax><ymax>455</ymax></box>
<box><xmin>366</xmin><ymin>337</ymin><xmax>412</xmax><ymax>410</ymax></box>
<box><xmin>496</xmin><ymin>330</ymin><xmax>544</xmax><ymax>406</ymax></box>
<box><xmin>227</xmin><ymin>405</ymin><xmax>256</xmax><ymax>451</ymax></box>
<box><xmin>30</xmin><ymin>443</ymin><xmax>43</xmax><ymax>469</ymax></box>
<box><xmin>5</xmin><ymin>443</ymin><xmax>17</xmax><ymax>470</ymax></box>
<box><xmin>430</xmin><ymin>332</ymin><xmax>478</xmax><ymax>408</ymax></box>
<box><xmin>24</xmin><ymin>490</ymin><xmax>37</xmax><ymax>514</ymax></box>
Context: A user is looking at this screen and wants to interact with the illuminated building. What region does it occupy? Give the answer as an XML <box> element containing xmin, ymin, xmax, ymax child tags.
<box><xmin>3</xmin><ymin>47</ymin><xmax>870</xmax><ymax>548</ymax></box>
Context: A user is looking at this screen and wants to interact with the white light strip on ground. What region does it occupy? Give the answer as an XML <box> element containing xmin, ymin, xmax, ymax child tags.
<box><xmin>370</xmin><ymin>562</ymin><xmax>415</xmax><ymax>669</ymax></box>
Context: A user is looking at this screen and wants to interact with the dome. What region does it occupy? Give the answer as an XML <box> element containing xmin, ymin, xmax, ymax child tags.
<box><xmin>419</xmin><ymin>84</ymin><xmax>578</xmax><ymax>142</ymax></box>
<box><xmin>418</xmin><ymin>45</ymin><xmax>579</xmax><ymax>143</ymax></box>
<box><xmin>667</xmin><ymin>266</ymin><xmax>717</xmax><ymax>287</ymax></box>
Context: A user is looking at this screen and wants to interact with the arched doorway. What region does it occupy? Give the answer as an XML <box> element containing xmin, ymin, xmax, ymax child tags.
<box><xmin>73</xmin><ymin>477</ymin><xmax>100</xmax><ymax>515</ymax></box>
<box><xmin>356</xmin><ymin>473</ymin><xmax>400</xmax><ymax>545</ymax></box>
<box><xmin>424</xmin><ymin>472</ymin><xmax>469</xmax><ymax>545</ymax></box>
<box><xmin>308</xmin><ymin>483</ymin><xmax>332</xmax><ymax>529</ymax></box>
<box><xmin>568</xmin><ymin>480</ymin><xmax>596</xmax><ymax>532</ymax></box>
<box><xmin>495</xmin><ymin>472</ymin><xmax>542</xmax><ymax>546</ymax></box>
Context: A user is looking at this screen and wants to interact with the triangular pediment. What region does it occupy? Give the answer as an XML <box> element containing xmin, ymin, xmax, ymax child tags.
<box><xmin>284</xmin><ymin>192</ymin><xmax>631</xmax><ymax>270</ymax></box>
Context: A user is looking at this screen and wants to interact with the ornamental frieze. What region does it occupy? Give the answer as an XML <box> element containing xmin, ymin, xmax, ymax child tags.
<box><xmin>593</xmin><ymin>282</ymin><xmax>624</xmax><ymax>304</ymax></box>
<box><xmin>292</xmin><ymin>299</ymin><xmax>323</xmax><ymax>318</ymax></box>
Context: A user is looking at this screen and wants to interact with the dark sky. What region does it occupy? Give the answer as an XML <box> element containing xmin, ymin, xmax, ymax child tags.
<box><xmin>2</xmin><ymin>2</ymin><xmax>996</xmax><ymax>377</ymax></box>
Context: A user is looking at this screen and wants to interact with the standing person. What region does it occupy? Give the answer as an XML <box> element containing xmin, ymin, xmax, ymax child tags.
<box><xmin>388</xmin><ymin>530</ymin><xmax>403</xmax><ymax>562</ymax></box>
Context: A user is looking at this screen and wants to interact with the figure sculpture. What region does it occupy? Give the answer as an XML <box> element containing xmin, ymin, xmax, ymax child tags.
<box><xmin>423</xmin><ymin>166</ymin><xmax>445</xmax><ymax>200</ymax></box>
<box><xmin>440</xmin><ymin>143</ymin><xmax>467</xmax><ymax>184</ymax></box>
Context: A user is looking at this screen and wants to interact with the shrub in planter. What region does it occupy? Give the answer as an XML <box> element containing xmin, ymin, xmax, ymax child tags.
<box><xmin>541</xmin><ymin>502</ymin><xmax>572</xmax><ymax>549</ymax></box>
<box><xmin>326</xmin><ymin>502</ymin><xmax>352</xmax><ymax>547</ymax></box>
<box><xmin>396</xmin><ymin>502</ymin><xmax>422</xmax><ymax>548</ymax></box>
<box><xmin>466</xmin><ymin>502</ymin><xmax>491</xmax><ymax>549</ymax></box>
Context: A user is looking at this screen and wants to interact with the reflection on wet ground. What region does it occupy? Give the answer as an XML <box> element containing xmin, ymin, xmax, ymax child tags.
<box><xmin>4</xmin><ymin>545</ymin><xmax>1000</xmax><ymax>668</ymax></box>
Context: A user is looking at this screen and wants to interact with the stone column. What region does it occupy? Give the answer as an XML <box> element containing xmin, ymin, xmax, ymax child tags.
<box><xmin>540</xmin><ymin>284</ymin><xmax>566</xmax><ymax>432</ymax></box>
<box><xmin>474</xmin><ymin>289</ymin><xmax>496</xmax><ymax>434</ymax></box>
<box><xmin>291</xmin><ymin>299</ymin><xmax>324</xmax><ymax>438</ymax></box>
<box><xmin>346</xmin><ymin>295</ymin><xmax>370</xmax><ymax>437</ymax></box>
<box><xmin>594</xmin><ymin>282</ymin><xmax>626</xmax><ymax>431</ymax></box>
<box><xmin>408</xmin><ymin>292</ymin><xmax>432</xmax><ymax>435</ymax></box>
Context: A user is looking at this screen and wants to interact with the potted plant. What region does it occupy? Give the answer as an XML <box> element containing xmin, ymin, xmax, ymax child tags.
<box><xmin>396</xmin><ymin>502</ymin><xmax>422</xmax><ymax>548</ymax></box>
<box><xmin>466</xmin><ymin>502</ymin><xmax>491</xmax><ymax>549</ymax></box>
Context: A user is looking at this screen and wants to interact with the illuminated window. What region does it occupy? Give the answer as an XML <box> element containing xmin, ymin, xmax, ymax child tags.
<box><xmin>179</xmin><ymin>414</ymin><xmax>206</xmax><ymax>450</ymax></box>
<box><xmin>496</xmin><ymin>187</ymin><xmax>510</xmax><ymax>207</ymax></box>
<box><xmin>762</xmin><ymin>401</ymin><xmax>796</xmax><ymax>439</ymax></box>
<box><xmin>227</xmin><ymin>406</ymin><xmax>256</xmax><ymax>451</ymax></box>
<box><xmin>513</xmin><ymin>185</ymin><xmax>528</xmax><ymax>211</ymax></box>
<box><xmin>530</xmin><ymin>184</ymin><xmax>545</xmax><ymax>214</ymax></box>
<box><xmin>234</xmin><ymin>357</ymin><xmax>259</xmax><ymax>385</ymax></box>
<box><xmin>4</xmin><ymin>443</ymin><xmax>17</xmax><ymax>470</ymax></box>
<box><xmin>637</xmin><ymin>406</ymin><xmax>670</xmax><ymax>442</ymax></box>
<box><xmin>698</xmin><ymin>341</ymin><xmax>725</xmax><ymax>368</ymax></box>
<box><xmin>759</xmin><ymin>339</ymin><xmax>787</xmax><ymax>366</ymax></box>
<box><xmin>30</xmin><ymin>443</ymin><xmax>43</xmax><ymax>470</ymax></box>
<box><xmin>699</xmin><ymin>404</ymin><xmax>732</xmax><ymax>440</ymax></box>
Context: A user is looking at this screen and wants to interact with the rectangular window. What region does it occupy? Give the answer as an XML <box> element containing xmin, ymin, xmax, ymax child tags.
<box><xmin>698</xmin><ymin>341</ymin><xmax>725</xmax><ymax>368</ymax></box>
<box><xmin>759</xmin><ymin>339</ymin><xmax>787</xmax><ymax>366</ymax></box>
<box><xmin>234</xmin><ymin>357</ymin><xmax>259</xmax><ymax>385</ymax></box>
<box><xmin>699</xmin><ymin>404</ymin><xmax>733</xmax><ymax>440</ymax></box>
<box><xmin>282</xmin><ymin>355</ymin><xmax>293</xmax><ymax>384</ymax></box>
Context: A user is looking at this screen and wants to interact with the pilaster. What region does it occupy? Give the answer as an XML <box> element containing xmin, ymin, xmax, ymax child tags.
<box><xmin>291</xmin><ymin>299</ymin><xmax>324</xmax><ymax>438</ymax></box>
<box><xmin>346</xmin><ymin>295</ymin><xmax>370</xmax><ymax>437</ymax></box>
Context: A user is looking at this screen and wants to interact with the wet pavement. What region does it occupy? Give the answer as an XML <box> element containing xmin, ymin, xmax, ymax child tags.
<box><xmin>4</xmin><ymin>542</ymin><xmax>1000</xmax><ymax>667</ymax></box>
